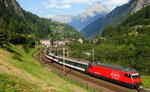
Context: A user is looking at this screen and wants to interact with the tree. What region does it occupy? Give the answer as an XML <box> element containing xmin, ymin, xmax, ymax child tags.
<box><xmin>0</xmin><ymin>19</ymin><xmax>10</xmax><ymax>46</ymax></box>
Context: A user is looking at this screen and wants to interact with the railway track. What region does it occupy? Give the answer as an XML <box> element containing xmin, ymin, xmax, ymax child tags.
<box><xmin>36</xmin><ymin>52</ymin><xmax>147</xmax><ymax>92</ymax></box>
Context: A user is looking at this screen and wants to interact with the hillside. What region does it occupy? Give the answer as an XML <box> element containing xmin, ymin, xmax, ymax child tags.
<box><xmin>81</xmin><ymin>0</ymin><xmax>150</xmax><ymax>38</ymax></box>
<box><xmin>121</xmin><ymin>5</ymin><xmax>150</xmax><ymax>27</ymax></box>
<box><xmin>101</xmin><ymin>3</ymin><xmax>150</xmax><ymax>39</ymax></box>
<box><xmin>0</xmin><ymin>44</ymin><xmax>88</xmax><ymax>92</ymax></box>
<box><xmin>0</xmin><ymin>0</ymin><xmax>81</xmax><ymax>47</ymax></box>
<box><xmin>24</xmin><ymin>11</ymin><xmax>81</xmax><ymax>39</ymax></box>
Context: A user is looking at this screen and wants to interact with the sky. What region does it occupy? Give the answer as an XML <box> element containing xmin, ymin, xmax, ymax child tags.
<box><xmin>16</xmin><ymin>0</ymin><xmax>129</xmax><ymax>17</ymax></box>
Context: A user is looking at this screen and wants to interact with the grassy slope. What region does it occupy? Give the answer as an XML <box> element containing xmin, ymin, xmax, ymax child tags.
<box><xmin>0</xmin><ymin>44</ymin><xmax>88</xmax><ymax>92</ymax></box>
<box><xmin>142</xmin><ymin>76</ymin><xmax>150</xmax><ymax>88</ymax></box>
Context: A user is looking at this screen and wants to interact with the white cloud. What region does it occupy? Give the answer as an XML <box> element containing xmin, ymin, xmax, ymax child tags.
<box><xmin>103</xmin><ymin>0</ymin><xmax>129</xmax><ymax>6</ymax></box>
<box><xmin>100</xmin><ymin>0</ymin><xmax>129</xmax><ymax>10</ymax></box>
<box><xmin>61</xmin><ymin>4</ymin><xmax>71</xmax><ymax>8</ymax></box>
<box><xmin>43</xmin><ymin>0</ymin><xmax>71</xmax><ymax>9</ymax></box>
<box><xmin>62</xmin><ymin>0</ymin><xmax>89</xmax><ymax>4</ymax></box>
<box><xmin>42</xmin><ymin>14</ymin><xmax>54</xmax><ymax>18</ymax></box>
<box><xmin>52</xmin><ymin>10</ymin><xmax>61</xmax><ymax>13</ymax></box>
<box><xmin>44</xmin><ymin>3</ymin><xmax>71</xmax><ymax>8</ymax></box>
<box><xmin>26</xmin><ymin>8</ymin><xmax>42</xmax><ymax>13</ymax></box>
<box><xmin>27</xmin><ymin>8</ymin><xmax>37</xmax><ymax>11</ymax></box>
<box><xmin>61</xmin><ymin>0</ymin><xmax>99</xmax><ymax>5</ymax></box>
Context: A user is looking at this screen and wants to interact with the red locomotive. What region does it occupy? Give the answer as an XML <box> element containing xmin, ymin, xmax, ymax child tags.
<box><xmin>88</xmin><ymin>62</ymin><xmax>142</xmax><ymax>88</ymax></box>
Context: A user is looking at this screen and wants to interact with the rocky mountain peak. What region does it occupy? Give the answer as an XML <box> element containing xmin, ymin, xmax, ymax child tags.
<box><xmin>4</xmin><ymin>0</ymin><xmax>9</xmax><ymax>7</ymax></box>
<box><xmin>80</xmin><ymin>1</ymin><xmax>109</xmax><ymax>18</ymax></box>
<box><xmin>12</xmin><ymin>0</ymin><xmax>24</xmax><ymax>17</ymax></box>
<box><xmin>132</xmin><ymin>0</ymin><xmax>150</xmax><ymax>14</ymax></box>
<box><xmin>3</xmin><ymin>0</ymin><xmax>24</xmax><ymax>17</ymax></box>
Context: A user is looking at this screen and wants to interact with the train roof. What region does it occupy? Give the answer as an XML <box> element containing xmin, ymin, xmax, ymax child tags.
<box><xmin>92</xmin><ymin>62</ymin><xmax>137</xmax><ymax>73</ymax></box>
<box><xmin>47</xmin><ymin>52</ymin><xmax>89</xmax><ymax>65</ymax></box>
<box><xmin>59</xmin><ymin>56</ymin><xmax>90</xmax><ymax>65</ymax></box>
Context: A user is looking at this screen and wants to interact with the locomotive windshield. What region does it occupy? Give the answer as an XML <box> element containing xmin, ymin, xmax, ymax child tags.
<box><xmin>131</xmin><ymin>73</ymin><xmax>140</xmax><ymax>79</ymax></box>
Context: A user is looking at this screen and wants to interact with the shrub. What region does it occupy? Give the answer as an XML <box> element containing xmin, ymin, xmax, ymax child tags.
<box><xmin>12</xmin><ymin>53</ymin><xmax>22</xmax><ymax>61</ymax></box>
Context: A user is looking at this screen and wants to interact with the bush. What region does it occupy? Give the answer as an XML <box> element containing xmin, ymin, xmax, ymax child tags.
<box><xmin>23</xmin><ymin>37</ymin><xmax>35</xmax><ymax>53</ymax></box>
<box><xmin>12</xmin><ymin>53</ymin><xmax>22</xmax><ymax>61</ymax></box>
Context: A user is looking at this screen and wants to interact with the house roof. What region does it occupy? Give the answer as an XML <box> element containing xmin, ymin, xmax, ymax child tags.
<box><xmin>40</xmin><ymin>38</ymin><xmax>51</xmax><ymax>41</ymax></box>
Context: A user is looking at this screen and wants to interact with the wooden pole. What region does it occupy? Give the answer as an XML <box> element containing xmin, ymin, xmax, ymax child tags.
<box><xmin>93</xmin><ymin>48</ymin><xmax>94</xmax><ymax>62</ymax></box>
<box><xmin>63</xmin><ymin>47</ymin><xmax>65</xmax><ymax>74</ymax></box>
<box><xmin>67</xmin><ymin>50</ymin><xmax>69</xmax><ymax>57</ymax></box>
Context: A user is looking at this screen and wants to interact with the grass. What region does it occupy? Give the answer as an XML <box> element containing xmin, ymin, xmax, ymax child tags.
<box><xmin>141</xmin><ymin>76</ymin><xmax>150</xmax><ymax>89</ymax></box>
<box><xmin>0</xmin><ymin>44</ymin><xmax>89</xmax><ymax>92</ymax></box>
<box><xmin>0</xmin><ymin>73</ymin><xmax>42</xmax><ymax>92</ymax></box>
<box><xmin>52</xmin><ymin>71</ymin><xmax>95</xmax><ymax>92</ymax></box>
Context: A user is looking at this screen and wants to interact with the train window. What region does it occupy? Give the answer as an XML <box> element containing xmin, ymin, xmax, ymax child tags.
<box><xmin>74</xmin><ymin>63</ymin><xmax>77</xmax><ymax>66</ymax></box>
<box><xmin>68</xmin><ymin>61</ymin><xmax>70</xmax><ymax>64</ymax></box>
<box><xmin>125</xmin><ymin>73</ymin><xmax>128</xmax><ymax>77</ymax></box>
<box><xmin>73</xmin><ymin>62</ymin><xmax>75</xmax><ymax>66</ymax></box>
<box><xmin>125</xmin><ymin>73</ymin><xmax>131</xmax><ymax>78</ymax></box>
<box><xmin>132</xmin><ymin>75</ymin><xmax>140</xmax><ymax>79</ymax></box>
<box><xmin>90</xmin><ymin>66</ymin><xmax>93</xmax><ymax>68</ymax></box>
<box><xmin>71</xmin><ymin>62</ymin><xmax>74</xmax><ymax>65</ymax></box>
<box><xmin>78</xmin><ymin>64</ymin><xmax>81</xmax><ymax>67</ymax></box>
<box><xmin>77</xmin><ymin>63</ymin><xmax>80</xmax><ymax>67</ymax></box>
<box><xmin>131</xmin><ymin>73</ymin><xmax>140</xmax><ymax>79</ymax></box>
<box><xmin>80</xmin><ymin>64</ymin><xmax>83</xmax><ymax>67</ymax></box>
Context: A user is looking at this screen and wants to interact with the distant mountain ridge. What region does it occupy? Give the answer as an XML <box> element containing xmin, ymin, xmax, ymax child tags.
<box><xmin>49</xmin><ymin>1</ymin><xmax>109</xmax><ymax>31</ymax></box>
<box><xmin>81</xmin><ymin>0</ymin><xmax>150</xmax><ymax>38</ymax></box>
<box><xmin>69</xmin><ymin>1</ymin><xmax>109</xmax><ymax>31</ymax></box>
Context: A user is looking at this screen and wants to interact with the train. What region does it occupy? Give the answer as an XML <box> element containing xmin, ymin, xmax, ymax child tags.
<box><xmin>43</xmin><ymin>49</ymin><xmax>142</xmax><ymax>89</ymax></box>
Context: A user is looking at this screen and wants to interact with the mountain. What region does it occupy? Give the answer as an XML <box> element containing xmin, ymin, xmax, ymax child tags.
<box><xmin>0</xmin><ymin>0</ymin><xmax>81</xmax><ymax>46</ymax></box>
<box><xmin>81</xmin><ymin>0</ymin><xmax>150</xmax><ymax>38</ymax></box>
<box><xmin>44</xmin><ymin>15</ymin><xmax>73</xmax><ymax>23</ymax></box>
<box><xmin>121</xmin><ymin>4</ymin><xmax>150</xmax><ymax>27</ymax></box>
<box><xmin>0</xmin><ymin>0</ymin><xmax>24</xmax><ymax>19</ymax></box>
<box><xmin>79</xmin><ymin>1</ymin><xmax>109</xmax><ymax>17</ymax></box>
<box><xmin>2</xmin><ymin>0</ymin><xmax>24</xmax><ymax>17</ymax></box>
<box><xmin>69</xmin><ymin>1</ymin><xmax>109</xmax><ymax>31</ymax></box>
<box><xmin>49</xmin><ymin>1</ymin><xmax>109</xmax><ymax>31</ymax></box>
<box><xmin>132</xmin><ymin>0</ymin><xmax>150</xmax><ymax>13</ymax></box>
